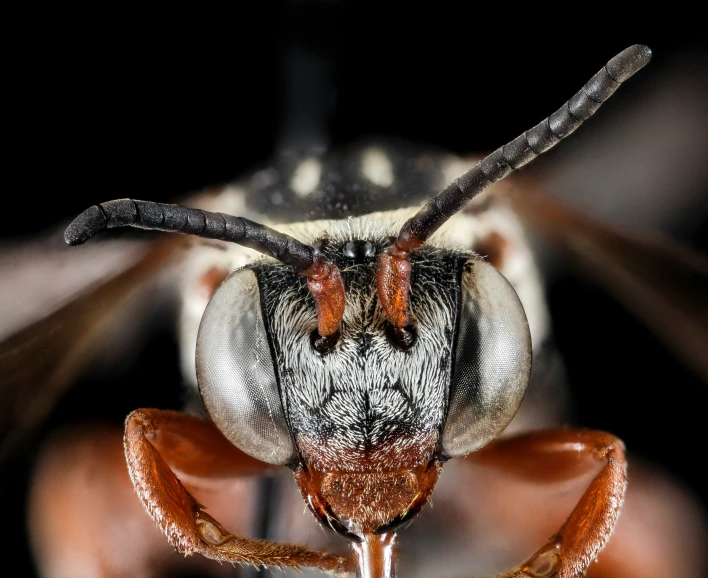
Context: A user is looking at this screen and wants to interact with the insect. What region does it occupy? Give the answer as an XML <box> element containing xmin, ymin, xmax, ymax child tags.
<box><xmin>3</xmin><ymin>39</ymin><xmax>707</xmax><ymax>578</ymax></box>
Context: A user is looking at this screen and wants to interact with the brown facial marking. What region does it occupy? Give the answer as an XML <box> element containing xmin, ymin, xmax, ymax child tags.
<box><xmin>198</xmin><ymin>266</ymin><xmax>230</xmax><ymax>300</ymax></box>
<box><xmin>296</xmin><ymin>431</ymin><xmax>439</xmax><ymax>473</ymax></box>
<box><xmin>474</xmin><ymin>231</ymin><xmax>509</xmax><ymax>269</ymax></box>
<box><xmin>294</xmin><ymin>460</ymin><xmax>442</xmax><ymax>536</ymax></box>
<box><xmin>320</xmin><ymin>471</ymin><xmax>418</xmax><ymax>531</ymax></box>
<box><xmin>301</xmin><ymin>261</ymin><xmax>346</xmax><ymax>337</ymax></box>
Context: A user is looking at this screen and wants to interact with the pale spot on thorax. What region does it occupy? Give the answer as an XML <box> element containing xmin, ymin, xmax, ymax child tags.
<box><xmin>291</xmin><ymin>158</ymin><xmax>322</xmax><ymax>197</ymax></box>
<box><xmin>362</xmin><ymin>147</ymin><xmax>394</xmax><ymax>187</ymax></box>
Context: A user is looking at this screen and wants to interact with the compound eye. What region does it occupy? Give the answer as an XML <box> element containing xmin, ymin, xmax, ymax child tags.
<box><xmin>196</xmin><ymin>267</ymin><xmax>295</xmax><ymax>465</ymax></box>
<box><xmin>441</xmin><ymin>260</ymin><xmax>531</xmax><ymax>458</ymax></box>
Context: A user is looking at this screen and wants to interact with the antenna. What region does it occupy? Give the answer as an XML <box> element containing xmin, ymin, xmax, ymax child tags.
<box><xmin>66</xmin><ymin>199</ymin><xmax>345</xmax><ymax>339</ymax></box>
<box><xmin>377</xmin><ymin>45</ymin><xmax>652</xmax><ymax>331</ymax></box>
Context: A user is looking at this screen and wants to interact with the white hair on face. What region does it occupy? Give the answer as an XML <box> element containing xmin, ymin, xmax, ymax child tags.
<box><xmin>262</xmin><ymin>255</ymin><xmax>457</xmax><ymax>472</ymax></box>
<box><xmin>274</xmin><ymin>205</ymin><xmax>550</xmax><ymax>350</ymax></box>
<box><xmin>179</xmin><ymin>199</ymin><xmax>550</xmax><ymax>388</ymax></box>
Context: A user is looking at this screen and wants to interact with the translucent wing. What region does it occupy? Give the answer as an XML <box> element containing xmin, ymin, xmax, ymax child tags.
<box><xmin>0</xmin><ymin>231</ymin><xmax>176</xmax><ymax>463</ymax></box>
<box><xmin>496</xmin><ymin>49</ymin><xmax>708</xmax><ymax>383</ymax></box>
<box><xmin>503</xmin><ymin>184</ymin><xmax>708</xmax><ymax>382</ymax></box>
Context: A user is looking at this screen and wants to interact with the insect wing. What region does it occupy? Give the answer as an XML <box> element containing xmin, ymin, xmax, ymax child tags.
<box><xmin>0</xmin><ymin>233</ymin><xmax>176</xmax><ymax>463</ymax></box>
<box><xmin>503</xmin><ymin>184</ymin><xmax>708</xmax><ymax>382</ymax></box>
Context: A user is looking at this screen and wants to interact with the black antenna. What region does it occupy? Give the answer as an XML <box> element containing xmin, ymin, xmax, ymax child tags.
<box><xmin>396</xmin><ymin>44</ymin><xmax>652</xmax><ymax>249</ymax></box>
<box><xmin>376</xmin><ymin>45</ymin><xmax>653</xmax><ymax>332</ymax></box>
<box><xmin>65</xmin><ymin>199</ymin><xmax>316</xmax><ymax>272</ymax></box>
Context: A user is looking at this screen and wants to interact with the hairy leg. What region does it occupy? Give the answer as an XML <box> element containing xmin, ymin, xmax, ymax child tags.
<box><xmin>29</xmin><ymin>423</ymin><xmax>247</xmax><ymax>578</ymax></box>
<box><xmin>123</xmin><ymin>409</ymin><xmax>351</xmax><ymax>574</ymax></box>
<box><xmin>30</xmin><ymin>410</ymin><xmax>353</xmax><ymax>577</ymax></box>
<box><xmin>466</xmin><ymin>428</ymin><xmax>626</xmax><ymax>578</ymax></box>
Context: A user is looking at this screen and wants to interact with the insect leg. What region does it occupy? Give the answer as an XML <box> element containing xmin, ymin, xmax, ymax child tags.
<box><xmin>466</xmin><ymin>428</ymin><xmax>626</xmax><ymax>578</ymax></box>
<box><xmin>29</xmin><ymin>423</ymin><xmax>228</xmax><ymax>577</ymax></box>
<box><xmin>124</xmin><ymin>409</ymin><xmax>353</xmax><ymax>574</ymax></box>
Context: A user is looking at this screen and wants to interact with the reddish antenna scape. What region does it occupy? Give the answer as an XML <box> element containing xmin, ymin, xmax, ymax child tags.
<box><xmin>65</xmin><ymin>43</ymin><xmax>652</xmax><ymax>350</ymax></box>
<box><xmin>51</xmin><ymin>44</ymin><xmax>704</xmax><ymax>578</ymax></box>
<box><xmin>64</xmin><ymin>199</ymin><xmax>346</xmax><ymax>342</ymax></box>
<box><xmin>375</xmin><ymin>44</ymin><xmax>652</xmax><ymax>339</ymax></box>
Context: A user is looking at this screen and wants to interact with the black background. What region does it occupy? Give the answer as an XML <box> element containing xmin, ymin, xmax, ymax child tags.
<box><xmin>3</xmin><ymin>5</ymin><xmax>707</xmax><ymax>576</ymax></box>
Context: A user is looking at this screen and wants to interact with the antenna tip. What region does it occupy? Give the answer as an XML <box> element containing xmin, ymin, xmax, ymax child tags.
<box><xmin>64</xmin><ymin>205</ymin><xmax>106</xmax><ymax>245</ymax></box>
<box><xmin>607</xmin><ymin>45</ymin><xmax>652</xmax><ymax>83</ymax></box>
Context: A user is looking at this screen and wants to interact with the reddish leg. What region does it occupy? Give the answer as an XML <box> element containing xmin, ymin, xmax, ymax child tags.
<box><xmin>29</xmin><ymin>423</ymin><xmax>243</xmax><ymax>578</ymax></box>
<box><xmin>124</xmin><ymin>408</ymin><xmax>352</xmax><ymax>573</ymax></box>
<box><xmin>466</xmin><ymin>428</ymin><xmax>627</xmax><ymax>578</ymax></box>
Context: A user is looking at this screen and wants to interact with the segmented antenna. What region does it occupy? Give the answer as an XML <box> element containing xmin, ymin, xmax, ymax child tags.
<box><xmin>377</xmin><ymin>45</ymin><xmax>653</xmax><ymax>330</ymax></box>
<box><xmin>65</xmin><ymin>199</ymin><xmax>317</xmax><ymax>271</ymax></box>
<box><xmin>65</xmin><ymin>199</ymin><xmax>345</xmax><ymax>338</ymax></box>
<box><xmin>400</xmin><ymin>44</ymin><xmax>651</xmax><ymax>250</ymax></box>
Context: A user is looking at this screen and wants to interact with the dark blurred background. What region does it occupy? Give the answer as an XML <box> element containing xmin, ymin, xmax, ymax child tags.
<box><xmin>2</xmin><ymin>4</ymin><xmax>707</xmax><ymax>576</ymax></box>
